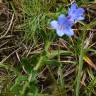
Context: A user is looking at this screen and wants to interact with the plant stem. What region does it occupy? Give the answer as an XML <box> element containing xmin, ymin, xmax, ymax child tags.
<box><xmin>75</xmin><ymin>31</ymin><xmax>86</xmax><ymax>96</ymax></box>
<box><xmin>34</xmin><ymin>56</ymin><xmax>43</xmax><ymax>71</ymax></box>
<box><xmin>76</xmin><ymin>45</ymin><xmax>84</xmax><ymax>96</ymax></box>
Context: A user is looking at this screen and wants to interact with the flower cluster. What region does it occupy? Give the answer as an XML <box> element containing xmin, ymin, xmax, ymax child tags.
<box><xmin>50</xmin><ymin>3</ymin><xmax>85</xmax><ymax>37</ymax></box>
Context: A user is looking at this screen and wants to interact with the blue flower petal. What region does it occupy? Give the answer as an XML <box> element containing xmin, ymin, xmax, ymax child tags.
<box><xmin>77</xmin><ymin>16</ymin><xmax>84</xmax><ymax>21</ymax></box>
<box><xmin>64</xmin><ymin>27</ymin><xmax>74</xmax><ymax>37</ymax></box>
<box><xmin>76</xmin><ymin>8</ymin><xmax>85</xmax><ymax>15</ymax></box>
<box><xmin>50</xmin><ymin>20</ymin><xmax>58</xmax><ymax>29</ymax></box>
<box><xmin>68</xmin><ymin>3</ymin><xmax>77</xmax><ymax>15</ymax></box>
<box><xmin>74</xmin><ymin>8</ymin><xmax>85</xmax><ymax>22</ymax></box>
<box><xmin>56</xmin><ymin>28</ymin><xmax>65</xmax><ymax>37</ymax></box>
<box><xmin>58</xmin><ymin>14</ymin><xmax>73</xmax><ymax>27</ymax></box>
<box><xmin>58</xmin><ymin>14</ymin><xmax>66</xmax><ymax>25</ymax></box>
<box><xmin>71</xmin><ymin>3</ymin><xmax>77</xmax><ymax>10</ymax></box>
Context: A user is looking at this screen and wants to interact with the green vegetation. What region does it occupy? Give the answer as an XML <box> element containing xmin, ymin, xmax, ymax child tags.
<box><xmin>0</xmin><ymin>0</ymin><xmax>96</xmax><ymax>96</ymax></box>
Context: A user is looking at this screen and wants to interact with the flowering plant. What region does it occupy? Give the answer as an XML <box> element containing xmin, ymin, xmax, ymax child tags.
<box><xmin>50</xmin><ymin>3</ymin><xmax>85</xmax><ymax>37</ymax></box>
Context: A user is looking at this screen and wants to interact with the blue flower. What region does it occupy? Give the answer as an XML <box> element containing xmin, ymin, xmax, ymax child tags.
<box><xmin>50</xmin><ymin>14</ymin><xmax>74</xmax><ymax>37</ymax></box>
<box><xmin>68</xmin><ymin>3</ymin><xmax>85</xmax><ymax>23</ymax></box>
<box><xmin>50</xmin><ymin>3</ymin><xmax>85</xmax><ymax>37</ymax></box>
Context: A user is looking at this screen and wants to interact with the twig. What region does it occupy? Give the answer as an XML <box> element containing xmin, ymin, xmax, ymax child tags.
<box><xmin>0</xmin><ymin>47</ymin><xmax>21</xmax><ymax>64</ymax></box>
<box><xmin>0</xmin><ymin>13</ymin><xmax>14</xmax><ymax>39</ymax></box>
